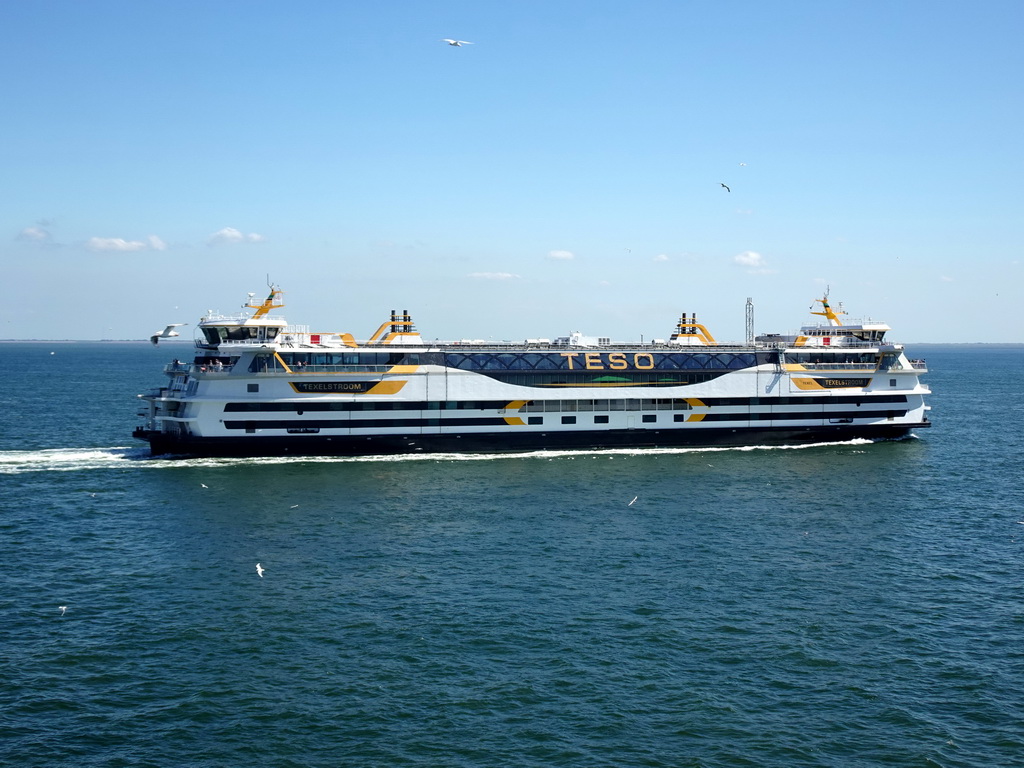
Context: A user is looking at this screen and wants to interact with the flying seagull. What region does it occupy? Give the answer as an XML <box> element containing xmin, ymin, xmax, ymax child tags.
<box><xmin>442</xmin><ymin>39</ymin><xmax>473</xmax><ymax>46</ymax></box>
<box><xmin>628</xmin><ymin>496</ymin><xmax>638</xmax><ymax>506</ymax></box>
<box><xmin>59</xmin><ymin>605</ymin><xmax>67</xmax><ymax>616</ymax></box>
<box><xmin>150</xmin><ymin>323</ymin><xmax>186</xmax><ymax>346</ymax></box>
<box><xmin>256</xmin><ymin>563</ymin><xmax>264</xmax><ymax>578</ymax></box>
<box><xmin>720</xmin><ymin>183</ymin><xmax>731</xmax><ymax>192</ymax></box>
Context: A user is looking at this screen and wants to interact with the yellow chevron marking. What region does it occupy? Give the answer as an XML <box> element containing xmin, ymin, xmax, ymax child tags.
<box><xmin>792</xmin><ymin>378</ymin><xmax>826</xmax><ymax>390</ymax></box>
<box><xmin>387</xmin><ymin>365</ymin><xmax>421</xmax><ymax>374</ymax></box>
<box><xmin>503</xmin><ymin>417</ymin><xmax>526</xmax><ymax>426</ymax></box>
<box><xmin>366</xmin><ymin>381</ymin><xmax>407</xmax><ymax>395</ymax></box>
<box><xmin>684</xmin><ymin>398</ymin><xmax>706</xmax><ymax>407</ymax></box>
<box><xmin>686</xmin><ymin>413</ymin><xmax>706</xmax><ymax>422</ymax></box>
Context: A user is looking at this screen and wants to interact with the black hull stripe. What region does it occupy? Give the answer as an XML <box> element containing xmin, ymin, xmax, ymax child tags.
<box><xmin>137</xmin><ymin>423</ymin><xmax>929</xmax><ymax>458</ymax></box>
<box><xmin>223</xmin><ymin>394</ymin><xmax>910</xmax><ymax>413</ymax></box>
<box><xmin>222</xmin><ymin>409</ymin><xmax>909</xmax><ymax>431</ymax></box>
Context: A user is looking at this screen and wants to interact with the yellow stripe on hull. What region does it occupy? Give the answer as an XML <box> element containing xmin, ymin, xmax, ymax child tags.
<box><xmin>366</xmin><ymin>381</ymin><xmax>408</xmax><ymax>395</ymax></box>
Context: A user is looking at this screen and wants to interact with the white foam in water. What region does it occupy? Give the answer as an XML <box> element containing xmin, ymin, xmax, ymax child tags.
<box><xmin>0</xmin><ymin>447</ymin><xmax>148</xmax><ymax>474</ymax></box>
<box><xmin>0</xmin><ymin>438</ymin><xmax>883</xmax><ymax>473</ymax></box>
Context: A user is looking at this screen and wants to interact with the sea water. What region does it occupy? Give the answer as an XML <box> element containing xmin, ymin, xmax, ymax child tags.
<box><xmin>1</xmin><ymin>342</ymin><xmax>1022</xmax><ymax>767</ymax></box>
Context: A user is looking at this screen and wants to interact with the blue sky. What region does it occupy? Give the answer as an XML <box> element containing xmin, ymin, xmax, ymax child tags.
<box><xmin>3</xmin><ymin>1</ymin><xmax>1022</xmax><ymax>342</ymax></box>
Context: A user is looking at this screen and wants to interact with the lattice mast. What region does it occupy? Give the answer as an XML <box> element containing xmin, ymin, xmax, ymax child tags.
<box><xmin>745</xmin><ymin>297</ymin><xmax>754</xmax><ymax>345</ymax></box>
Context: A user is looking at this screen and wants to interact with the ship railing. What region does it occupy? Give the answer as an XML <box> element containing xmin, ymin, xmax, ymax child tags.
<box><xmin>194</xmin><ymin>363</ymin><xmax>234</xmax><ymax>374</ymax></box>
<box><xmin>164</xmin><ymin>362</ymin><xmax>236</xmax><ymax>374</ymax></box>
<box><xmin>252</xmin><ymin>363</ymin><xmax>392</xmax><ymax>374</ymax></box>
<box><xmin>794</xmin><ymin>362</ymin><xmax>878</xmax><ymax>371</ymax></box>
<box><xmin>909</xmin><ymin>359</ymin><xmax>927</xmax><ymax>370</ymax></box>
<box><xmin>202</xmin><ymin>312</ymin><xmax>289</xmax><ymax>324</ymax></box>
<box><xmin>211</xmin><ymin>338</ymin><xmax>279</xmax><ymax>346</ymax></box>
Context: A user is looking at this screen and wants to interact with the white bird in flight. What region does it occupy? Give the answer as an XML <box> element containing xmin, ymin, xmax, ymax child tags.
<box><xmin>628</xmin><ymin>496</ymin><xmax>638</xmax><ymax>506</ymax></box>
<box><xmin>442</xmin><ymin>39</ymin><xmax>473</xmax><ymax>46</ymax></box>
<box><xmin>59</xmin><ymin>605</ymin><xmax>67</xmax><ymax>616</ymax></box>
<box><xmin>256</xmin><ymin>563</ymin><xmax>264</xmax><ymax>578</ymax></box>
<box><xmin>150</xmin><ymin>323</ymin><xmax>186</xmax><ymax>346</ymax></box>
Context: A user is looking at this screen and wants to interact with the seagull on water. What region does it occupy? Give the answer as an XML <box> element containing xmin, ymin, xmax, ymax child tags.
<box><xmin>150</xmin><ymin>323</ymin><xmax>186</xmax><ymax>346</ymax></box>
<box><xmin>256</xmin><ymin>563</ymin><xmax>264</xmax><ymax>578</ymax></box>
<box><xmin>200</xmin><ymin>483</ymin><xmax>209</xmax><ymax>489</ymax></box>
<box><xmin>720</xmin><ymin>183</ymin><xmax>731</xmax><ymax>192</ymax></box>
<box><xmin>59</xmin><ymin>605</ymin><xmax>67</xmax><ymax>616</ymax></box>
<box><xmin>442</xmin><ymin>39</ymin><xmax>473</xmax><ymax>46</ymax></box>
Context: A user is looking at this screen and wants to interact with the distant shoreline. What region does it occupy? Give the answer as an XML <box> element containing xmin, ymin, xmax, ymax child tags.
<box><xmin>0</xmin><ymin>339</ymin><xmax>193</xmax><ymax>344</ymax></box>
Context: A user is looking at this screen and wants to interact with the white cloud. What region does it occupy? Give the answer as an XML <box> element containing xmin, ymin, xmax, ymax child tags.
<box><xmin>733</xmin><ymin>250</ymin><xmax>774</xmax><ymax>274</ymax></box>
<box><xmin>547</xmin><ymin>250</ymin><xmax>574</xmax><ymax>260</ymax></box>
<box><xmin>18</xmin><ymin>226</ymin><xmax>51</xmax><ymax>242</ymax></box>
<box><xmin>468</xmin><ymin>272</ymin><xmax>520</xmax><ymax>280</ymax></box>
<box><xmin>208</xmin><ymin>227</ymin><xmax>266</xmax><ymax>246</ymax></box>
<box><xmin>86</xmin><ymin>235</ymin><xmax>167</xmax><ymax>252</ymax></box>
<box><xmin>653</xmin><ymin>254</ymin><xmax>669</xmax><ymax>262</ymax></box>
<box><xmin>733</xmin><ymin>250</ymin><xmax>764</xmax><ymax>268</ymax></box>
<box><xmin>940</xmin><ymin>275</ymin><xmax>954</xmax><ymax>282</ymax></box>
<box><xmin>87</xmin><ymin>236</ymin><xmax>148</xmax><ymax>252</ymax></box>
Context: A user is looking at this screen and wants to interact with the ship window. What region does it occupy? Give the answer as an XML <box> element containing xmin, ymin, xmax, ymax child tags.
<box><xmin>561</xmin><ymin>415</ymin><xmax>576</xmax><ymax>424</ymax></box>
<box><xmin>890</xmin><ymin>379</ymin><xmax>897</xmax><ymax>387</ymax></box>
<box><xmin>226</xmin><ymin>326</ymin><xmax>258</xmax><ymax>341</ymax></box>
<box><xmin>594</xmin><ymin>415</ymin><xmax>609</xmax><ymax>424</ymax></box>
<box><xmin>642</xmin><ymin>414</ymin><xmax>656</xmax><ymax>423</ymax></box>
<box><xmin>674</xmin><ymin>414</ymin><xmax>688</xmax><ymax>422</ymax></box>
<box><xmin>528</xmin><ymin>416</ymin><xmax>543</xmax><ymax>425</ymax></box>
<box><xmin>247</xmin><ymin>384</ymin><xmax>259</xmax><ymax>393</ymax></box>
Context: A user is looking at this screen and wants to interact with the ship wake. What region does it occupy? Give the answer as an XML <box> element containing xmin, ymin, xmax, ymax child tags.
<box><xmin>0</xmin><ymin>438</ymin><xmax>899</xmax><ymax>473</ymax></box>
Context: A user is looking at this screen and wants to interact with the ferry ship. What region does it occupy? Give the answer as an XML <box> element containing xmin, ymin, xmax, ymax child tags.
<box><xmin>133</xmin><ymin>287</ymin><xmax>931</xmax><ymax>457</ymax></box>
